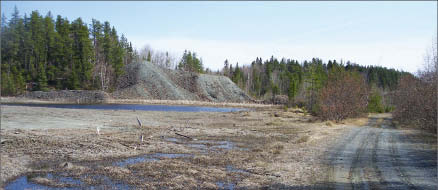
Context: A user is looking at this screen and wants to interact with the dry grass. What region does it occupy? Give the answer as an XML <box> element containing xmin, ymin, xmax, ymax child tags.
<box><xmin>1</xmin><ymin>97</ymin><xmax>278</xmax><ymax>109</ymax></box>
<box><xmin>268</xmin><ymin>143</ymin><xmax>285</xmax><ymax>155</ymax></box>
<box><xmin>1</xmin><ymin>103</ymin><xmax>363</xmax><ymax>189</ymax></box>
<box><xmin>295</xmin><ymin>135</ymin><xmax>310</xmax><ymax>144</ymax></box>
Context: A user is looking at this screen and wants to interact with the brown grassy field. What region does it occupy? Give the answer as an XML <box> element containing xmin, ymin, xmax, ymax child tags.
<box><xmin>1</xmin><ymin>103</ymin><xmax>363</xmax><ymax>189</ymax></box>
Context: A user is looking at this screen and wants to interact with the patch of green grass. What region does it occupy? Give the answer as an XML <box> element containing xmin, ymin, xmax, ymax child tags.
<box><xmin>283</xmin><ymin>105</ymin><xmax>288</xmax><ymax>112</ymax></box>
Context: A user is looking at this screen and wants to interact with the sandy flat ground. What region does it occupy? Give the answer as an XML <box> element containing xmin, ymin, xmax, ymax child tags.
<box><xmin>0</xmin><ymin>104</ymin><xmax>363</xmax><ymax>189</ymax></box>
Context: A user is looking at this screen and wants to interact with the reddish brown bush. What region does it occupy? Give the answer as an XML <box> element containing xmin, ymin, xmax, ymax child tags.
<box><xmin>318</xmin><ymin>71</ymin><xmax>369</xmax><ymax>121</ymax></box>
<box><xmin>392</xmin><ymin>40</ymin><xmax>437</xmax><ymax>133</ymax></box>
<box><xmin>392</xmin><ymin>72</ymin><xmax>437</xmax><ymax>133</ymax></box>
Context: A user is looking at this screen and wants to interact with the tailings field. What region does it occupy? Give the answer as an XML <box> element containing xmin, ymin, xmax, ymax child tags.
<box><xmin>2</xmin><ymin>104</ymin><xmax>434</xmax><ymax>189</ymax></box>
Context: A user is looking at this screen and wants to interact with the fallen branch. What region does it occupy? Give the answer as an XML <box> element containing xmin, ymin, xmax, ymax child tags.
<box><xmin>250</xmin><ymin>171</ymin><xmax>281</xmax><ymax>178</ymax></box>
<box><xmin>175</xmin><ymin>132</ymin><xmax>193</xmax><ymax>140</ymax></box>
<box><xmin>136</xmin><ymin>116</ymin><xmax>142</xmax><ymax>127</ymax></box>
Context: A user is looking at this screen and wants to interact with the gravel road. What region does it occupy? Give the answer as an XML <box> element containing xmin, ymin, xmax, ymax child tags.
<box><xmin>326</xmin><ymin>116</ymin><xmax>437</xmax><ymax>190</ymax></box>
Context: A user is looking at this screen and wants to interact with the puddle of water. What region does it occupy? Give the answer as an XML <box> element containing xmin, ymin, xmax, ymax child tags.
<box><xmin>226</xmin><ymin>165</ymin><xmax>249</xmax><ymax>174</ymax></box>
<box><xmin>4</xmin><ymin>103</ymin><xmax>247</xmax><ymax>112</ymax></box>
<box><xmin>114</xmin><ymin>156</ymin><xmax>159</xmax><ymax>167</ymax></box>
<box><xmin>5</xmin><ymin>176</ymin><xmax>51</xmax><ymax>190</ymax></box>
<box><xmin>6</xmin><ymin>169</ymin><xmax>134</xmax><ymax>190</ymax></box>
<box><xmin>216</xmin><ymin>181</ymin><xmax>235</xmax><ymax>190</ymax></box>
<box><xmin>151</xmin><ymin>153</ymin><xmax>192</xmax><ymax>159</ymax></box>
<box><xmin>214</xmin><ymin>141</ymin><xmax>234</xmax><ymax>150</ymax></box>
<box><xmin>113</xmin><ymin>153</ymin><xmax>192</xmax><ymax>167</ymax></box>
<box><xmin>5</xmin><ymin>173</ymin><xmax>83</xmax><ymax>190</ymax></box>
<box><xmin>46</xmin><ymin>173</ymin><xmax>82</xmax><ymax>186</ymax></box>
<box><xmin>188</xmin><ymin>143</ymin><xmax>207</xmax><ymax>149</ymax></box>
<box><xmin>164</xmin><ymin>137</ymin><xmax>180</xmax><ymax>143</ymax></box>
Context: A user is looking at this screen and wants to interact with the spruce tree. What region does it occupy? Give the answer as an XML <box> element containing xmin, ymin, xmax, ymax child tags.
<box><xmin>71</xmin><ymin>18</ymin><xmax>93</xmax><ymax>89</ymax></box>
<box><xmin>44</xmin><ymin>12</ymin><xmax>56</xmax><ymax>82</ymax></box>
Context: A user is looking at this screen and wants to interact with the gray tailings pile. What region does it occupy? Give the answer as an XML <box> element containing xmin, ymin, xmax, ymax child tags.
<box><xmin>112</xmin><ymin>62</ymin><xmax>252</xmax><ymax>103</ymax></box>
<box><xmin>17</xmin><ymin>62</ymin><xmax>252</xmax><ymax>103</ymax></box>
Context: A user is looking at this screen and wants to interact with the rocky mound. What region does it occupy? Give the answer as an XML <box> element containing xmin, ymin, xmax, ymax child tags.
<box><xmin>113</xmin><ymin>62</ymin><xmax>252</xmax><ymax>103</ymax></box>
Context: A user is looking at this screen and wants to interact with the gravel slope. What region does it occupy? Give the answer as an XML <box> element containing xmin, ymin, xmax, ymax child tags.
<box><xmin>113</xmin><ymin>62</ymin><xmax>252</xmax><ymax>102</ymax></box>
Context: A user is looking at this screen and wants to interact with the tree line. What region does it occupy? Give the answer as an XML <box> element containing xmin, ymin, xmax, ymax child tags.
<box><xmin>1</xmin><ymin>7</ymin><xmax>137</xmax><ymax>95</ymax></box>
<box><xmin>2</xmin><ymin>8</ymin><xmax>434</xmax><ymax>132</ymax></box>
<box><xmin>0</xmin><ymin>8</ymin><xmax>208</xmax><ymax>96</ymax></box>
<box><xmin>219</xmin><ymin>57</ymin><xmax>408</xmax><ymax>100</ymax></box>
<box><xmin>211</xmin><ymin>56</ymin><xmax>411</xmax><ymax>120</ymax></box>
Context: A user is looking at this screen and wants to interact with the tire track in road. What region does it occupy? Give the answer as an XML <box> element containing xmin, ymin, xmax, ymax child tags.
<box><xmin>327</xmin><ymin>127</ymin><xmax>366</xmax><ymax>190</ymax></box>
<box><xmin>348</xmin><ymin>130</ymin><xmax>374</xmax><ymax>190</ymax></box>
<box><xmin>388</xmin><ymin>131</ymin><xmax>417</xmax><ymax>190</ymax></box>
<box><xmin>370</xmin><ymin>130</ymin><xmax>385</xmax><ymax>189</ymax></box>
<box><xmin>327</xmin><ymin>116</ymin><xmax>437</xmax><ymax>190</ymax></box>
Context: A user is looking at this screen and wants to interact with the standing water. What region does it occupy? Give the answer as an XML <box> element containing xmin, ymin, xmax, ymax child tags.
<box><xmin>3</xmin><ymin>103</ymin><xmax>247</xmax><ymax>112</ymax></box>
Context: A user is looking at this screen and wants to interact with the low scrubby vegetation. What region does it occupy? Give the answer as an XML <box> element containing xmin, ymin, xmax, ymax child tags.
<box><xmin>392</xmin><ymin>68</ymin><xmax>437</xmax><ymax>132</ymax></box>
<box><xmin>317</xmin><ymin>68</ymin><xmax>368</xmax><ymax>121</ymax></box>
<box><xmin>367</xmin><ymin>90</ymin><xmax>385</xmax><ymax>113</ymax></box>
<box><xmin>392</xmin><ymin>41</ymin><xmax>437</xmax><ymax>133</ymax></box>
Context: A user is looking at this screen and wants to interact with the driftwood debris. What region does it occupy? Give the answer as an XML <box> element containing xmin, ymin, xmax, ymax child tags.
<box><xmin>175</xmin><ymin>132</ymin><xmax>193</xmax><ymax>140</ymax></box>
<box><xmin>136</xmin><ymin>116</ymin><xmax>142</xmax><ymax>127</ymax></box>
<box><xmin>247</xmin><ymin>170</ymin><xmax>281</xmax><ymax>178</ymax></box>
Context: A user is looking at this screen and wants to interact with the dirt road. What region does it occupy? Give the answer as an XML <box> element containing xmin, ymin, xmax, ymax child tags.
<box><xmin>326</xmin><ymin>115</ymin><xmax>437</xmax><ymax>190</ymax></box>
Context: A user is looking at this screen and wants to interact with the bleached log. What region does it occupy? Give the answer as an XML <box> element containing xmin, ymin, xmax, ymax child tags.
<box><xmin>137</xmin><ymin>116</ymin><xmax>142</xmax><ymax>127</ymax></box>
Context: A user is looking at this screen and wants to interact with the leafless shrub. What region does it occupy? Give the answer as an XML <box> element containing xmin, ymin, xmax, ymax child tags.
<box><xmin>392</xmin><ymin>39</ymin><xmax>437</xmax><ymax>133</ymax></box>
<box><xmin>318</xmin><ymin>71</ymin><xmax>369</xmax><ymax>121</ymax></box>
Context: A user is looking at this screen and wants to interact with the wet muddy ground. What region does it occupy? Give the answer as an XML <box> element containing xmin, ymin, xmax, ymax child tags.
<box><xmin>1</xmin><ymin>104</ymin><xmax>366</xmax><ymax>189</ymax></box>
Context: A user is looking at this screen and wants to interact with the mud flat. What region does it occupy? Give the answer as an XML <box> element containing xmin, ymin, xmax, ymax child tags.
<box><xmin>1</xmin><ymin>104</ymin><xmax>363</xmax><ymax>189</ymax></box>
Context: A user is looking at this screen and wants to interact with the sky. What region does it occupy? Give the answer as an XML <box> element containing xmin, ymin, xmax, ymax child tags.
<box><xmin>1</xmin><ymin>1</ymin><xmax>436</xmax><ymax>73</ymax></box>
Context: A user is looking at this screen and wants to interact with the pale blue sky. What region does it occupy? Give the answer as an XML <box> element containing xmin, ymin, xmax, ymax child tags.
<box><xmin>2</xmin><ymin>1</ymin><xmax>437</xmax><ymax>73</ymax></box>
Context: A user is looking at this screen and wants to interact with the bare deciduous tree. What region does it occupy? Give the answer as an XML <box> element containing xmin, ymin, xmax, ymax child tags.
<box><xmin>138</xmin><ymin>44</ymin><xmax>177</xmax><ymax>69</ymax></box>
